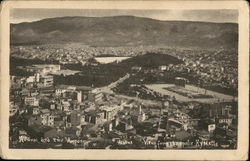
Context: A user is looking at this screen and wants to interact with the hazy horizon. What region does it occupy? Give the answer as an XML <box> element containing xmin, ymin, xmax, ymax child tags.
<box><xmin>10</xmin><ymin>9</ymin><xmax>238</xmax><ymax>24</ymax></box>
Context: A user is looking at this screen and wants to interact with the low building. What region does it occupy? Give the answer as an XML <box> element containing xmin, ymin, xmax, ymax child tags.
<box><xmin>24</xmin><ymin>96</ymin><xmax>39</xmax><ymax>106</ymax></box>
<box><xmin>85</xmin><ymin>110</ymin><xmax>106</xmax><ymax>125</ymax></box>
<box><xmin>44</xmin><ymin>128</ymin><xmax>65</xmax><ymax>138</ymax></box>
<box><xmin>40</xmin><ymin>75</ymin><xmax>53</xmax><ymax>87</ymax></box>
<box><xmin>10</xmin><ymin>104</ymin><xmax>19</xmax><ymax>116</ymax></box>
<box><xmin>26</xmin><ymin>76</ymin><xmax>35</xmax><ymax>83</ymax></box>
<box><xmin>131</xmin><ymin>66</ymin><xmax>142</xmax><ymax>72</ymax></box>
<box><xmin>25</xmin><ymin>64</ymin><xmax>61</xmax><ymax>75</ymax></box>
<box><xmin>117</xmin><ymin>116</ymin><xmax>134</xmax><ymax>132</ymax></box>
<box><xmin>158</xmin><ymin>65</ymin><xmax>167</xmax><ymax>71</ymax></box>
<box><xmin>217</xmin><ymin>117</ymin><xmax>233</xmax><ymax>126</ymax></box>
<box><xmin>203</xmin><ymin>103</ymin><xmax>232</xmax><ymax>118</ymax></box>
<box><xmin>28</xmin><ymin>116</ymin><xmax>42</xmax><ymax>126</ymax></box>
<box><xmin>175</xmin><ymin>77</ymin><xmax>188</xmax><ymax>87</ymax></box>
<box><xmin>32</xmin><ymin>107</ymin><xmax>40</xmax><ymax>115</ymax></box>
<box><xmin>208</xmin><ymin>123</ymin><xmax>216</xmax><ymax>133</ymax></box>
<box><xmin>40</xmin><ymin>109</ymin><xmax>55</xmax><ymax>127</ymax></box>
<box><xmin>99</xmin><ymin>104</ymin><xmax>122</xmax><ymax>121</ymax></box>
<box><xmin>88</xmin><ymin>89</ymin><xmax>103</xmax><ymax>102</ymax></box>
<box><xmin>54</xmin><ymin>117</ymin><xmax>65</xmax><ymax>127</ymax></box>
<box><xmin>67</xmin><ymin>110</ymin><xmax>81</xmax><ymax>127</ymax></box>
<box><xmin>199</xmin><ymin>119</ymin><xmax>216</xmax><ymax>133</ymax></box>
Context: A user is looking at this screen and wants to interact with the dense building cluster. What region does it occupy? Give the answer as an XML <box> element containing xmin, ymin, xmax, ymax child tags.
<box><xmin>10</xmin><ymin>45</ymin><xmax>238</xmax><ymax>149</ymax></box>
<box><xmin>10</xmin><ymin>44</ymin><xmax>157</xmax><ymax>65</ymax></box>
<box><xmin>10</xmin><ymin>69</ymin><xmax>237</xmax><ymax>149</ymax></box>
<box><xmin>168</xmin><ymin>49</ymin><xmax>238</xmax><ymax>92</ymax></box>
<box><xmin>10</xmin><ymin>45</ymin><xmax>237</xmax><ymax>92</ymax></box>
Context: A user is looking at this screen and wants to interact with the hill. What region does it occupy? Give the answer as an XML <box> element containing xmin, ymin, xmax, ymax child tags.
<box><xmin>53</xmin><ymin>52</ymin><xmax>183</xmax><ymax>87</ymax></box>
<box><xmin>118</xmin><ymin>52</ymin><xmax>182</xmax><ymax>67</ymax></box>
<box><xmin>10</xmin><ymin>16</ymin><xmax>238</xmax><ymax>49</ymax></box>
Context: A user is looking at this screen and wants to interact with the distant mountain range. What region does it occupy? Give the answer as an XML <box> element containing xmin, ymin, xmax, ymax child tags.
<box><xmin>10</xmin><ymin>16</ymin><xmax>238</xmax><ymax>49</ymax></box>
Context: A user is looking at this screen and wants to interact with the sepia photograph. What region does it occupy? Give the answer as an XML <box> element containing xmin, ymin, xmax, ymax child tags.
<box><xmin>0</xmin><ymin>0</ymin><xmax>249</xmax><ymax>160</ymax></box>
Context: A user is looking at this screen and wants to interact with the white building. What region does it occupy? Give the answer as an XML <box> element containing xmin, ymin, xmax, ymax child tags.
<box><xmin>24</xmin><ymin>97</ymin><xmax>39</xmax><ymax>106</ymax></box>
<box><xmin>159</xmin><ymin>65</ymin><xmax>167</xmax><ymax>71</ymax></box>
<box><xmin>40</xmin><ymin>75</ymin><xmax>53</xmax><ymax>87</ymax></box>
<box><xmin>26</xmin><ymin>76</ymin><xmax>35</xmax><ymax>83</ymax></box>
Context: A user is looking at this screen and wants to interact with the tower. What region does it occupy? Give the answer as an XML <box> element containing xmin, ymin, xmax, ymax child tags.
<box><xmin>138</xmin><ymin>104</ymin><xmax>145</xmax><ymax>122</ymax></box>
<box><xmin>35</xmin><ymin>73</ymin><xmax>40</xmax><ymax>82</ymax></box>
<box><xmin>139</xmin><ymin>104</ymin><xmax>142</xmax><ymax>114</ymax></box>
<box><xmin>77</xmin><ymin>91</ymin><xmax>82</xmax><ymax>103</ymax></box>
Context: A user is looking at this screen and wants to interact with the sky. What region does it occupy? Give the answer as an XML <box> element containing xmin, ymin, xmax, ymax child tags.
<box><xmin>10</xmin><ymin>9</ymin><xmax>238</xmax><ymax>24</ymax></box>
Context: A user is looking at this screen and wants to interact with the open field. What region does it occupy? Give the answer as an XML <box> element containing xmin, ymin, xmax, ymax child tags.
<box><xmin>164</xmin><ymin>86</ymin><xmax>213</xmax><ymax>99</ymax></box>
<box><xmin>146</xmin><ymin>84</ymin><xmax>236</xmax><ymax>103</ymax></box>
<box><xmin>94</xmin><ymin>57</ymin><xmax>131</xmax><ymax>64</ymax></box>
<box><xmin>50</xmin><ymin>69</ymin><xmax>80</xmax><ymax>76</ymax></box>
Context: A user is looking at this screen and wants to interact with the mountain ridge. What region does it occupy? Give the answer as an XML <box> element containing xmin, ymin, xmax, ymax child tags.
<box><xmin>11</xmin><ymin>15</ymin><xmax>238</xmax><ymax>25</ymax></box>
<box><xmin>10</xmin><ymin>16</ymin><xmax>238</xmax><ymax>49</ymax></box>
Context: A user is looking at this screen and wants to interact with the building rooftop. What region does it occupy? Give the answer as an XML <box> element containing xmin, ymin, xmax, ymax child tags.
<box><xmin>40</xmin><ymin>109</ymin><xmax>50</xmax><ymax>114</ymax></box>
<box><xmin>32</xmin><ymin>64</ymin><xmax>60</xmax><ymax>68</ymax></box>
<box><xmin>31</xmin><ymin>125</ymin><xmax>53</xmax><ymax>133</ymax></box>
<box><xmin>55</xmin><ymin>84</ymin><xmax>92</xmax><ymax>91</ymax></box>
